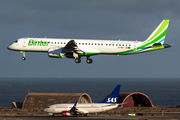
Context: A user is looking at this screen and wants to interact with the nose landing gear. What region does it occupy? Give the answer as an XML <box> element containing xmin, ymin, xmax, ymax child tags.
<box><xmin>22</xmin><ymin>57</ymin><xmax>26</xmax><ymax>60</ymax></box>
<box><xmin>21</xmin><ymin>51</ymin><xmax>26</xmax><ymax>60</ymax></box>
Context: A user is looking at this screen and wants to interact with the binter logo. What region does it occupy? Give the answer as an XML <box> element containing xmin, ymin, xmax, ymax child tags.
<box><xmin>28</xmin><ymin>39</ymin><xmax>50</xmax><ymax>46</ymax></box>
<box><xmin>107</xmin><ymin>97</ymin><xmax>117</xmax><ymax>103</ymax></box>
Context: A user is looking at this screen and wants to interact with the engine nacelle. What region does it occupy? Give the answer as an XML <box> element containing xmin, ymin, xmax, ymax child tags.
<box><xmin>61</xmin><ymin>111</ymin><xmax>71</xmax><ymax>116</ymax></box>
<box><xmin>48</xmin><ymin>47</ymin><xmax>65</xmax><ymax>58</ymax></box>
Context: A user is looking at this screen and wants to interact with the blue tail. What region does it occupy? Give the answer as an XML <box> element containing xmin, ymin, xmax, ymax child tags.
<box><xmin>99</xmin><ymin>85</ymin><xmax>121</xmax><ymax>103</ymax></box>
<box><xmin>72</xmin><ymin>101</ymin><xmax>77</xmax><ymax>108</ymax></box>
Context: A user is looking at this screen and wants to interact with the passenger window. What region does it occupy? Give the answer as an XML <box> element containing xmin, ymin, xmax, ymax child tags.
<box><xmin>51</xmin><ymin>42</ymin><xmax>53</xmax><ymax>44</ymax></box>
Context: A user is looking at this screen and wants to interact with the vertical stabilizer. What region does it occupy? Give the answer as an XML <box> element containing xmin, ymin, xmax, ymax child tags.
<box><xmin>142</xmin><ymin>19</ymin><xmax>169</xmax><ymax>45</ymax></box>
<box><xmin>99</xmin><ymin>85</ymin><xmax>121</xmax><ymax>103</ymax></box>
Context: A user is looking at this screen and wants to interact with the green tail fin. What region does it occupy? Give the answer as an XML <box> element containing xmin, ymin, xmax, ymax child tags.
<box><xmin>142</xmin><ymin>19</ymin><xmax>170</xmax><ymax>45</ymax></box>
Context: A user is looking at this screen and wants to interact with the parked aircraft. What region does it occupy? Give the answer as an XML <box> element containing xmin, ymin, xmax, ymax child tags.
<box><xmin>44</xmin><ymin>85</ymin><xmax>121</xmax><ymax>116</ymax></box>
<box><xmin>8</xmin><ymin>20</ymin><xmax>170</xmax><ymax>64</ymax></box>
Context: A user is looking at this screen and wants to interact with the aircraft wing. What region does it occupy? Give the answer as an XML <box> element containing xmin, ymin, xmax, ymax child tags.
<box><xmin>70</xmin><ymin>101</ymin><xmax>89</xmax><ymax>115</ymax></box>
<box><xmin>75</xmin><ymin>109</ymin><xmax>89</xmax><ymax>114</ymax></box>
<box><xmin>63</xmin><ymin>40</ymin><xmax>84</xmax><ymax>54</ymax></box>
<box><xmin>48</xmin><ymin>40</ymin><xmax>85</xmax><ymax>58</ymax></box>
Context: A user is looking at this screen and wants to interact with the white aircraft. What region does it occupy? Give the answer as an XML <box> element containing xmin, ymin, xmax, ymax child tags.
<box><xmin>44</xmin><ymin>85</ymin><xmax>121</xmax><ymax>116</ymax></box>
<box><xmin>8</xmin><ymin>20</ymin><xmax>171</xmax><ymax>64</ymax></box>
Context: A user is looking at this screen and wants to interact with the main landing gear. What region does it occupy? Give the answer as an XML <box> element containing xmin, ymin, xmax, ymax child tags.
<box><xmin>74</xmin><ymin>56</ymin><xmax>93</xmax><ymax>64</ymax></box>
<box><xmin>74</xmin><ymin>52</ymin><xmax>81</xmax><ymax>63</ymax></box>
<box><xmin>21</xmin><ymin>51</ymin><xmax>26</xmax><ymax>60</ymax></box>
<box><xmin>86</xmin><ymin>56</ymin><xmax>93</xmax><ymax>64</ymax></box>
<box><xmin>75</xmin><ymin>58</ymin><xmax>81</xmax><ymax>63</ymax></box>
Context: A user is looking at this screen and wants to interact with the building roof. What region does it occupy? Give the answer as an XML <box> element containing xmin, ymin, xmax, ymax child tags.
<box><xmin>104</xmin><ymin>92</ymin><xmax>153</xmax><ymax>107</ymax></box>
<box><xmin>22</xmin><ymin>93</ymin><xmax>92</xmax><ymax>109</ymax></box>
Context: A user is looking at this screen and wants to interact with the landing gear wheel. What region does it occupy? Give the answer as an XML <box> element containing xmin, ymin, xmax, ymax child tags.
<box><xmin>22</xmin><ymin>57</ymin><xmax>26</xmax><ymax>60</ymax></box>
<box><xmin>86</xmin><ymin>59</ymin><xmax>93</xmax><ymax>64</ymax></box>
<box><xmin>21</xmin><ymin>51</ymin><xmax>26</xmax><ymax>60</ymax></box>
<box><xmin>75</xmin><ymin>58</ymin><xmax>81</xmax><ymax>63</ymax></box>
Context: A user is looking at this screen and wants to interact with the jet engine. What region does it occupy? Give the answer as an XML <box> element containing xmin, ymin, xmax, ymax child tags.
<box><xmin>48</xmin><ymin>47</ymin><xmax>65</xmax><ymax>58</ymax></box>
<box><xmin>61</xmin><ymin>111</ymin><xmax>71</xmax><ymax>116</ymax></box>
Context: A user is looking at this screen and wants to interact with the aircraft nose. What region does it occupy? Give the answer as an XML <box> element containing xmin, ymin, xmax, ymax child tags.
<box><xmin>7</xmin><ymin>45</ymin><xmax>11</xmax><ymax>50</ymax></box>
<box><xmin>44</xmin><ymin>108</ymin><xmax>47</xmax><ymax>112</ymax></box>
<box><xmin>7</xmin><ymin>43</ymin><xmax>14</xmax><ymax>50</ymax></box>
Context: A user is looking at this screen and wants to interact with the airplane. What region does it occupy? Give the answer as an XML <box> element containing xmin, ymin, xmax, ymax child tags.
<box><xmin>44</xmin><ymin>85</ymin><xmax>121</xmax><ymax>116</ymax></box>
<box><xmin>8</xmin><ymin>20</ymin><xmax>171</xmax><ymax>64</ymax></box>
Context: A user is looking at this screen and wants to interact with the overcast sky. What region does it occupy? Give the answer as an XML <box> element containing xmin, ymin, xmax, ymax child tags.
<box><xmin>1</xmin><ymin>0</ymin><xmax>180</xmax><ymax>78</ymax></box>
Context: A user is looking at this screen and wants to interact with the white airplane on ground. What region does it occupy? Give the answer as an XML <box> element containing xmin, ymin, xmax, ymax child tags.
<box><xmin>8</xmin><ymin>20</ymin><xmax>171</xmax><ymax>64</ymax></box>
<box><xmin>44</xmin><ymin>85</ymin><xmax>121</xmax><ymax>116</ymax></box>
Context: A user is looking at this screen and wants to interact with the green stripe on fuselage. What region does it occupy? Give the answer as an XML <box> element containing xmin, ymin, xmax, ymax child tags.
<box><xmin>137</xmin><ymin>29</ymin><xmax>167</xmax><ymax>50</ymax></box>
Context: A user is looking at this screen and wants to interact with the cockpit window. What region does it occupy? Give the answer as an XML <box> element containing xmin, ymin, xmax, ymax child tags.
<box><xmin>14</xmin><ymin>40</ymin><xmax>18</xmax><ymax>43</ymax></box>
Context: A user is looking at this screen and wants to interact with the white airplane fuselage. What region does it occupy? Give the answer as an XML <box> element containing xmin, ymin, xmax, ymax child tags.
<box><xmin>44</xmin><ymin>103</ymin><xmax>118</xmax><ymax>114</ymax></box>
<box><xmin>8</xmin><ymin>38</ymin><xmax>140</xmax><ymax>55</ymax></box>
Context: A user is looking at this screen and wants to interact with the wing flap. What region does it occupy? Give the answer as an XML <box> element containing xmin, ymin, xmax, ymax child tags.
<box><xmin>64</xmin><ymin>40</ymin><xmax>84</xmax><ymax>54</ymax></box>
<box><xmin>48</xmin><ymin>40</ymin><xmax>85</xmax><ymax>58</ymax></box>
<box><xmin>76</xmin><ymin>109</ymin><xmax>89</xmax><ymax>114</ymax></box>
<box><xmin>70</xmin><ymin>101</ymin><xmax>89</xmax><ymax>115</ymax></box>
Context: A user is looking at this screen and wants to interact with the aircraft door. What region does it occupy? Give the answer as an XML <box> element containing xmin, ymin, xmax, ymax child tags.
<box><xmin>133</xmin><ymin>41</ymin><xmax>138</xmax><ymax>51</ymax></box>
<box><xmin>22</xmin><ymin>38</ymin><xmax>26</xmax><ymax>47</ymax></box>
<box><xmin>100</xmin><ymin>106</ymin><xmax>104</xmax><ymax>111</ymax></box>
